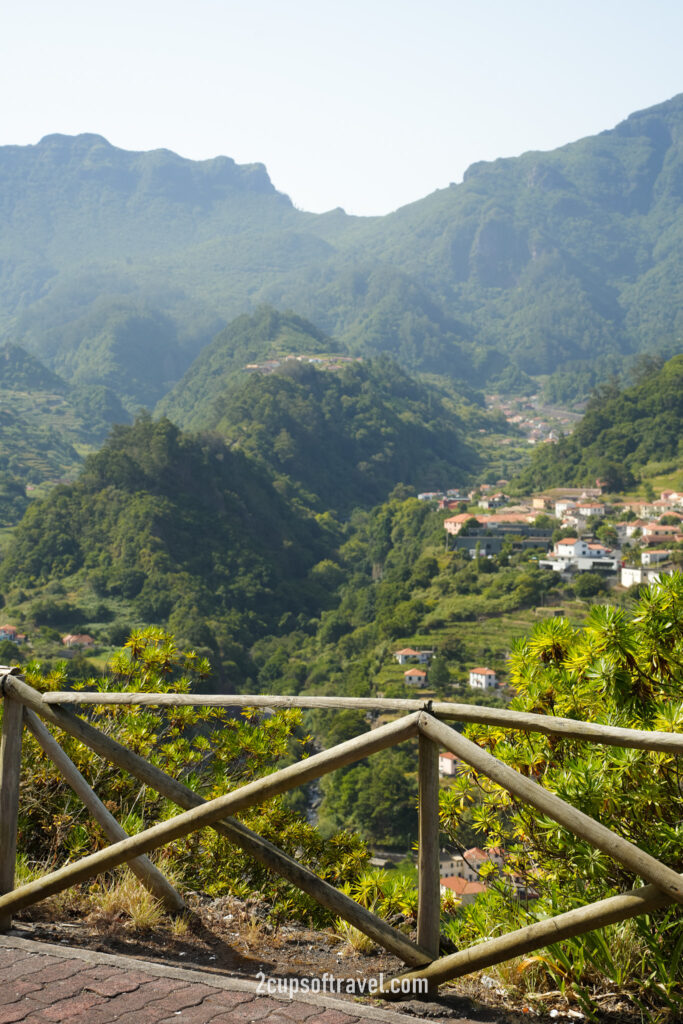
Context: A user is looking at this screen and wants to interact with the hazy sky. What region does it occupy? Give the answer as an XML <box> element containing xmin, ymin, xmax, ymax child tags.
<box><xmin>2</xmin><ymin>0</ymin><xmax>682</xmax><ymax>215</ymax></box>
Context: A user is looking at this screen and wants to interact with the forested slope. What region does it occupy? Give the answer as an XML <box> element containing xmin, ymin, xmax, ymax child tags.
<box><xmin>513</xmin><ymin>353</ymin><xmax>683</xmax><ymax>491</ymax></box>
<box><xmin>160</xmin><ymin>309</ymin><xmax>492</xmax><ymax>512</ymax></box>
<box><xmin>0</xmin><ymin>415</ymin><xmax>337</xmax><ymax>676</ymax></box>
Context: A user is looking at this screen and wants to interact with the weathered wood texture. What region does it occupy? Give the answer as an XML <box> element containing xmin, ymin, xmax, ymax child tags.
<box><xmin>0</xmin><ymin>695</ymin><xmax>23</xmax><ymax>931</ymax></box>
<box><xmin>5</xmin><ymin>671</ymin><xmax>683</xmax><ymax>990</ymax></box>
<box><xmin>383</xmin><ymin>874</ymin><xmax>678</xmax><ymax>991</ymax></box>
<box><xmin>417</xmin><ymin>735</ymin><xmax>440</xmax><ymax>959</ymax></box>
<box><xmin>0</xmin><ymin>676</ymin><xmax>421</xmax><ymax>921</ymax></box>
<box><xmin>22</xmin><ymin>709</ymin><xmax>185</xmax><ymax>912</ymax></box>
<box><xmin>418</xmin><ymin>712</ymin><xmax>683</xmax><ymax>905</ymax></box>
<box><xmin>9</xmin><ymin>676</ymin><xmax>429</xmax><ymax>965</ymax></box>
<box><xmin>41</xmin><ymin>691</ymin><xmax>683</xmax><ymax>753</ymax></box>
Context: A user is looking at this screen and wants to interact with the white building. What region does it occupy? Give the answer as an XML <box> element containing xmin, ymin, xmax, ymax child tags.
<box><xmin>620</xmin><ymin>565</ymin><xmax>674</xmax><ymax>588</ymax></box>
<box><xmin>539</xmin><ymin>537</ymin><xmax>619</xmax><ymax>574</ymax></box>
<box><xmin>438</xmin><ymin>751</ymin><xmax>461</xmax><ymax>776</ymax></box>
<box><xmin>394</xmin><ymin>647</ymin><xmax>432</xmax><ymax>665</ymax></box>
<box><xmin>641</xmin><ymin>550</ymin><xmax>672</xmax><ymax>566</ymax></box>
<box><xmin>469</xmin><ymin>667</ymin><xmax>497</xmax><ymax>689</ymax></box>
<box><xmin>404</xmin><ymin>668</ymin><xmax>428</xmax><ymax>687</ymax></box>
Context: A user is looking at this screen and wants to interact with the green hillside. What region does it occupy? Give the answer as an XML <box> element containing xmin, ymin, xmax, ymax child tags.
<box><xmin>159</xmin><ymin>309</ymin><xmax>493</xmax><ymax>512</ymax></box>
<box><xmin>513</xmin><ymin>352</ymin><xmax>683</xmax><ymax>492</ymax></box>
<box><xmin>0</xmin><ymin>343</ymin><xmax>130</xmax><ymax>523</ymax></box>
<box><xmin>157</xmin><ymin>306</ymin><xmax>342</xmax><ymax>429</ymax></box>
<box><xmin>0</xmin><ymin>414</ymin><xmax>338</xmax><ymax>678</ymax></box>
<box><xmin>2</xmin><ymin>96</ymin><xmax>683</xmax><ymax>400</ymax></box>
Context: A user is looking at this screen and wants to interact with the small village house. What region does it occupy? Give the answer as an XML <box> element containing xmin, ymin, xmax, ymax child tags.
<box><xmin>393</xmin><ymin>647</ymin><xmax>432</xmax><ymax>665</ymax></box>
<box><xmin>468</xmin><ymin>667</ymin><xmax>497</xmax><ymax>689</ymax></box>
<box><xmin>438</xmin><ymin>751</ymin><xmax>461</xmax><ymax>776</ymax></box>
<box><xmin>439</xmin><ymin>875</ymin><xmax>486</xmax><ymax>905</ymax></box>
<box><xmin>0</xmin><ymin>625</ymin><xmax>27</xmax><ymax>644</ymax></box>
<box><xmin>404</xmin><ymin>667</ymin><xmax>428</xmax><ymax>686</ymax></box>
<box><xmin>62</xmin><ymin>634</ymin><xmax>96</xmax><ymax>649</ymax></box>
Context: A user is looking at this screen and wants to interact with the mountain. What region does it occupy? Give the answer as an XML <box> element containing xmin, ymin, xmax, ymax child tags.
<box><xmin>157</xmin><ymin>307</ymin><xmax>341</xmax><ymax>430</ymax></box>
<box><xmin>0</xmin><ymin>415</ymin><xmax>338</xmax><ymax>678</ymax></box>
<box><xmin>512</xmin><ymin>353</ymin><xmax>683</xmax><ymax>492</ymax></box>
<box><xmin>158</xmin><ymin>308</ymin><xmax>491</xmax><ymax>512</ymax></box>
<box><xmin>2</xmin><ymin>96</ymin><xmax>683</xmax><ymax>399</ymax></box>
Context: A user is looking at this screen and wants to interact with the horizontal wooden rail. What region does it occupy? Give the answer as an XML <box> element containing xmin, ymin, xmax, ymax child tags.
<box><xmin>3</xmin><ymin>672</ymin><xmax>683</xmax><ymax>998</ymax></box>
<box><xmin>40</xmin><ymin>691</ymin><xmax>683</xmax><ymax>753</ymax></box>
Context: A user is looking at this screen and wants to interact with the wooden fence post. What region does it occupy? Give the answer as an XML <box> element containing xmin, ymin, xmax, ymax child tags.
<box><xmin>417</xmin><ymin>733</ymin><xmax>440</xmax><ymax>959</ymax></box>
<box><xmin>0</xmin><ymin>694</ymin><xmax>23</xmax><ymax>931</ymax></box>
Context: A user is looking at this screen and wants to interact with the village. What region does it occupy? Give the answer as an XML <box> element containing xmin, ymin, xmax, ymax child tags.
<box><xmin>2</xmin><ymin>477</ymin><xmax>681</xmax><ymax>915</ymax></box>
<box><xmin>427</xmin><ymin>482</ymin><xmax>683</xmax><ymax>588</ymax></box>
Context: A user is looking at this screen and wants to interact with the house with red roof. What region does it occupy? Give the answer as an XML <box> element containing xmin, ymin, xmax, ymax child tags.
<box><xmin>394</xmin><ymin>647</ymin><xmax>433</xmax><ymax>665</ymax></box>
<box><xmin>439</xmin><ymin>875</ymin><xmax>487</xmax><ymax>904</ymax></box>
<box><xmin>438</xmin><ymin>751</ymin><xmax>461</xmax><ymax>776</ymax></box>
<box><xmin>62</xmin><ymin>634</ymin><xmax>96</xmax><ymax>649</ymax></box>
<box><xmin>468</xmin><ymin>667</ymin><xmax>497</xmax><ymax>690</ymax></box>
<box><xmin>404</xmin><ymin>668</ymin><xmax>428</xmax><ymax>686</ymax></box>
<box><xmin>0</xmin><ymin>625</ymin><xmax>27</xmax><ymax>644</ymax></box>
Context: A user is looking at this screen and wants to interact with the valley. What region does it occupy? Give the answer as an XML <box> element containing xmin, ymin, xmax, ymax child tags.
<box><xmin>1</xmin><ymin>96</ymin><xmax>683</xmax><ymax>1018</ymax></box>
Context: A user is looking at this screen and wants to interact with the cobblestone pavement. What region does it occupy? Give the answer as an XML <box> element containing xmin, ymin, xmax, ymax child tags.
<box><xmin>0</xmin><ymin>935</ymin><xmax>482</xmax><ymax>1024</ymax></box>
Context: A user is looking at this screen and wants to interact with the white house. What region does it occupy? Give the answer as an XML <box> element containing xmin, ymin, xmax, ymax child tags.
<box><xmin>438</xmin><ymin>751</ymin><xmax>461</xmax><ymax>776</ymax></box>
<box><xmin>440</xmin><ymin>846</ymin><xmax>506</xmax><ymax>882</ymax></box>
<box><xmin>394</xmin><ymin>648</ymin><xmax>433</xmax><ymax>665</ymax></box>
<box><xmin>394</xmin><ymin>647</ymin><xmax>419</xmax><ymax>664</ymax></box>
<box><xmin>576</xmin><ymin>502</ymin><xmax>606</xmax><ymax>518</ymax></box>
<box><xmin>439</xmin><ymin>875</ymin><xmax>486</xmax><ymax>905</ymax></box>
<box><xmin>641</xmin><ymin>550</ymin><xmax>672</xmax><ymax>566</ymax></box>
<box><xmin>469</xmin><ymin>667</ymin><xmax>497</xmax><ymax>689</ymax></box>
<box><xmin>620</xmin><ymin>566</ymin><xmax>674</xmax><ymax>588</ymax></box>
<box><xmin>540</xmin><ymin>537</ymin><xmax>619</xmax><ymax>574</ymax></box>
<box><xmin>554</xmin><ymin>538</ymin><xmax>611</xmax><ymax>559</ymax></box>
<box><xmin>404</xmin><ymin>668</ymin><xmax>428</xmax><ymax>686</ymax></box>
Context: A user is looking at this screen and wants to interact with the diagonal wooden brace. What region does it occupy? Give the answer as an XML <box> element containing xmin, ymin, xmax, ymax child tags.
<box><xmin>417</xmin><ymin>712</ymin><xmax>683</xmax><ymax>905</ymax></box>
<box><xmin>1</xmin><ymin>674</ymin><xmax>430</xmax><ymax>965</ymax></box>
<box><xmin>23</xmin><ymin>709</ymin><xmax>185</xmax><ymax>912</ymax></box>
<box><xmin>381</xmin><ymin>873</ymin><xmax>679</xmax><ymax>993</ymax></box>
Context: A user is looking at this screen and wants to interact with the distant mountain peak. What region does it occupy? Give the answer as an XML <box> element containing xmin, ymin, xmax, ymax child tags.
<box><xmin>4</xmin><ymin>131</ymin><xmax>282</xmax><ymax>200</ymax></box>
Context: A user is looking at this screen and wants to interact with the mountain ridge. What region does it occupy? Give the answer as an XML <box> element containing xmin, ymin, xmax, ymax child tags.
<box><xmin>3</xmin><ymin>94</ymin><xmax>683</xmax><ymax>400</ymax></box>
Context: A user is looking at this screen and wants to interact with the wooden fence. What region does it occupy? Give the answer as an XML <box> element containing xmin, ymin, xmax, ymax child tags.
<box><xmin>1</xmin><ymin>668</ymin><xmax>682</xmax><ymax>996</ymax></box>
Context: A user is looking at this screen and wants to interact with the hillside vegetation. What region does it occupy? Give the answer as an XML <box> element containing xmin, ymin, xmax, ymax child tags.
<box><xmin>513</xmin><ymin>352</ymin><xmax>683</xmax><ymax>492</ymax></box>
<box><xmin>0</xmin><ymin>343</ymin><xmax>130</xmax><ymax>523</ymax></box>
<box><xmin>160</xmin><ymin>309</ymin><xmax>494</xmax><ymax>512</ymax></box>
<box><xmin>2</xmin><ymin>96</ymin><xmax>683</xmax><ymax>400</ymax></box>
<box><xmin>0</xmin><ymin>415</ymin><xmax>337</xmax><ymax>676</ymax></box>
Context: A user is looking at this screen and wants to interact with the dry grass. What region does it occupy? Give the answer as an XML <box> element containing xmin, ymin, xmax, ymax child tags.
<box><xmin>15</xmin><ymin>854</ymin><xmax>88</xmax><ymax>919</ymax></box>
<box><xmin>241</xmin><ymin>913</ymin><xmax>267</xmax><ymax>950</ymax></box>
<box><xmin>169</xmin><ymin>912</ymin><xmax>192</xmax><ymax>938</ymax></box>
<box><xmin>89</xmin><ymin>869</ymin><xmax>164</xmax><ymax>931</ymax></box>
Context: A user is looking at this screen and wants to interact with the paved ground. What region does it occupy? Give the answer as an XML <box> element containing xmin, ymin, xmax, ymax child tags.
<box><xmin>0</xmin><ymin>935</ymin><xmax>483</xmax><ymax>1024</ymax></box>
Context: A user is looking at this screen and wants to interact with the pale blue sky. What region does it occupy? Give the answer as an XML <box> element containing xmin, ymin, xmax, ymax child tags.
<box><xmin>2</xmin><ymin>0</ymin><xmax>682</xmax><ymax>215</ymax></box>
